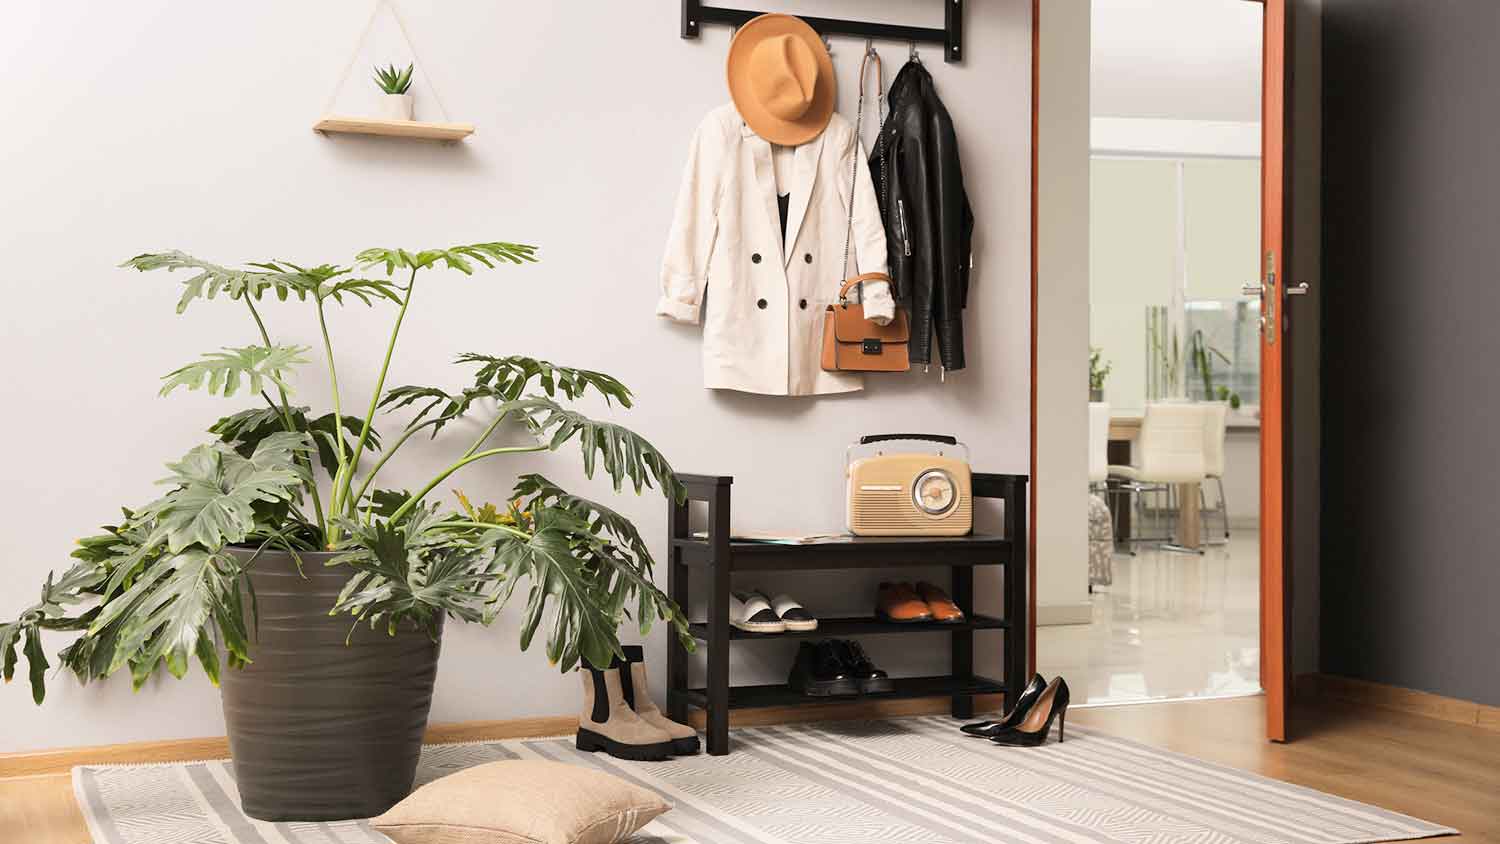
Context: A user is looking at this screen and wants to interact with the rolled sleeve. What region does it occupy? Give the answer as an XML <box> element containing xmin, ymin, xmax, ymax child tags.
<box><xmin>861</xmin><ymin>279</ymin><xmax>896</xmax><ymax>324</ymax></box>
<box><xmin>658</xmin><ymin>116</ymin><xmax>725</xmax><ymax>323</ymax></box>
<box><xmin>839</xmin><ymin>127</ymin><xmax>894</xmax><ymax>324</ymax></box>
<box><xmin>655</xmin><ymin>287</ymin><xmax>703</xmax><ymax>324</ymax></box>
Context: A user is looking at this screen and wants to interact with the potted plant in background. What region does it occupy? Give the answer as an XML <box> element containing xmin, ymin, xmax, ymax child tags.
<box><xmin>0</xmin><ymin>241</ymin><xmax>692</xmax><ymax>821</ymax></box>
<box><xmin>374</xmin><ymin>62</ymin><xmax>415</xmax><ymax>120</ymax></box>
<box><xmin>1089</xmin><ymin>346</ymin><xmax>1112</xmax><ymax>402</ymax></box>
<box><xmin>1188</xmin><ymin>329</ymin><xmax>1242</xmax><ymax>409</ymax></box>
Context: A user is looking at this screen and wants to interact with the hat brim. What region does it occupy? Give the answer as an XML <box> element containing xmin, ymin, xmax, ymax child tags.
<box><xmin>726</xmin><ymin>14</ymin><xmax>835</xmax><ymax>146</ymax></box>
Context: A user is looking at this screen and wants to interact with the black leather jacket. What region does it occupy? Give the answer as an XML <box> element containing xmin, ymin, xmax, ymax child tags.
<box><xmin>869</xmin><ymin>61</ymin><xmax>974</xmax><ymax>371</ymax></box>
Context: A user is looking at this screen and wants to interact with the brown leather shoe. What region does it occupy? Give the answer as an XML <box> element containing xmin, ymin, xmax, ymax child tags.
<box><xmin>916</xmin><ymin>581</ymin><xmax>966</xmax><ymax>623</ymax></box>
<box><xmin>877</xmin><ymin>582</ymin><xmax>933</xmax><ymax>623</ymax></box>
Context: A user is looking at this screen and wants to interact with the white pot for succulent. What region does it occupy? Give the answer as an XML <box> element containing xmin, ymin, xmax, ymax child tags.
<box><xmin>379</xmin><ymin>93</ymin><xmax>414</xmax><ymax>121</ymax></box>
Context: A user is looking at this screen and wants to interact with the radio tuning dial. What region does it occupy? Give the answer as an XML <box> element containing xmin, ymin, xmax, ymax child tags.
<box><xmin>913</xmin><ymin>469</ymin><xmax>958</xmax><ymax>515</ymax></box>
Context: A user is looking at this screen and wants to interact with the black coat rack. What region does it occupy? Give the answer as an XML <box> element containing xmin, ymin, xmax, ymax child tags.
<box><xmin>681</xmin><ymin>1</ymin><xmax>963</xmax><ymax>63</ymax></box>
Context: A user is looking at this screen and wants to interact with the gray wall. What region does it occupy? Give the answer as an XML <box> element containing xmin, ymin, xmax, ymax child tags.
<box><xmin>1290</xmin><ymin>0</ymin><xmax>1322</xmax><ymax>678</ymax></box>
<box><xmin>1321</xmin><ymin>0</ymin><xmax>1500</xmax><ymax>706</ymax></box>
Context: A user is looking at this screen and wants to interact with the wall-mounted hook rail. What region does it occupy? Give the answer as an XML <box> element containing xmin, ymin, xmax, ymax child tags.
<box><xmin>681</xmin><ymin>0</ymin><xmax>963</xmax><ymax>63</ymax></box>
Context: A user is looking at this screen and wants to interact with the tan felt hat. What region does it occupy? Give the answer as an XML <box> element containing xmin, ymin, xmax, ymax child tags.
<box><xmin>726</xmin><ymin>14</ymin><xmax>835</xmax><ymax>146</ymax></box>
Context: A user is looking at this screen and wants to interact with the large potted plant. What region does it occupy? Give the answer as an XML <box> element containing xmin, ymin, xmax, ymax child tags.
<box><xmin>0</xmin><ymin>242</ymin><xmax>692</xmax><ymax>821</ymax></box>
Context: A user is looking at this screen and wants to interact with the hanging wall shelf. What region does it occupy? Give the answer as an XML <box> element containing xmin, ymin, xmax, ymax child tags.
<box><xmin>314</xmin><ymin>0</ymin><xmax>472</xmax><ymax>143</ymax></box>
<box><xmin>313</xmin><ymin>116</ymin><xmax>474</xmax><ymax>142</ymax></box>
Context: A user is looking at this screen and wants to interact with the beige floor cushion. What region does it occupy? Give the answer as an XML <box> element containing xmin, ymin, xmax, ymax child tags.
<box><xmin>371</xmin><ymin>759</ymin><xmax>670</xmax><ymax>844</ymax></box>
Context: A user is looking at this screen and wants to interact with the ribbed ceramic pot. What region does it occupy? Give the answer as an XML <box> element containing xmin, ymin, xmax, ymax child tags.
<box><xmin>220</xmin><ymin>548</ymin><xmax>443</xmax><ymax>822</ymax></box>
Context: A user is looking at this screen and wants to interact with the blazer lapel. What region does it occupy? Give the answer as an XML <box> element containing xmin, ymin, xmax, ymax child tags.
<box><xmin>742</xmin><ymin>122</ymin><xmax>785</xmax><ymax>266</ymax></box>
<box><xmin>781</xmin><ymin>130</ymin><xmax>826</xmax><ymax>268</ymax></box>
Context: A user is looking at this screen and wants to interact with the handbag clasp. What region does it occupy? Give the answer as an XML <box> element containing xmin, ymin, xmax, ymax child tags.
<box><xmin>862</xmin><ymin>338</ymin><xmax>884</xmax><ymax>355</ymax></box>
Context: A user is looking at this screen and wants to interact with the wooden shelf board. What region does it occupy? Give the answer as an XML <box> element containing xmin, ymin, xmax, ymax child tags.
<box><xmin>313</xmin><ymin>115</ymin><xmax>475</xmax><ymax>141</ymax></box>
<box><xmin>688</xmin><ymin>614</ymin><xmax>1009</xmax><ymax>642</ymax></box>
<box><xmin>681</xmin><ymin>675</ymin><xmax>1006</xmax><ymax>711</ymax></box>
<box><xmin>672</xmin><ymin>533</ymin><xmax>1013</xmax><ymax>570</ymax></box>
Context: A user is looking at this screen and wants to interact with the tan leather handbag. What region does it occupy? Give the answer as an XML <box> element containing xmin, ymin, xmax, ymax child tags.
<box><xmin>822</xmin><ymin>273</ymin><xmax>911</xmax><ymax>372</ymax></box>
<box><xmin>820</xmin><ymin>46</ymin><xmax>910</xmax><ymax>375</ymax></box>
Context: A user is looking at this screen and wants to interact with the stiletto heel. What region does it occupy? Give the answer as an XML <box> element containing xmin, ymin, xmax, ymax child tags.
<box><xmin>990</xmin><ymin>677</ymin><xmax>1070</xmax><ymax>747</ymax></box>
<box><xmin>960</xmin><ymin>674</ymin><xmax>1047</xmax><ymax>738</ymax></box>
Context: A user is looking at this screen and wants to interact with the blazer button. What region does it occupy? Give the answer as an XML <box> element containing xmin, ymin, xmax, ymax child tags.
<box><xmin>751</xmin><ymin>253</ymin><xmax>762</xmax><ymax>264</ymax></box>
<box><xmin>757</xmin><ymin>298</ymin><xmax>768</xmax><ymax>309</ymax></box>
<box><xmin>804</xmin><ymin>253</ymin><xmax>813</xmax><ymax>264</ymax></box>
<box><xmin>799</xmin><ymin>298</ymin><xmax>808</xmax><ymax>309</ymax></box>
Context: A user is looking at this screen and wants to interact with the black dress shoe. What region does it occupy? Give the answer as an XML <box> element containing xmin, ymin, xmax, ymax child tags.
<box><xmin>788</xmin><ymin>641</ymin><xmax>860</xmax><ymax>697</ymax></box>
<box><xmin>991</xmin><ymin>677</ymin><xmax>1071</xmax><ymax>746</ymax></box>
<box><xmin>834</xmin><ymin>640</ymin><xmax>893</xmax><ymax>694</ymax></box>
<box><xmin>960</xmin><ymin>673</ymin><xmax>1047</xmax><ymax>738</ymax></box>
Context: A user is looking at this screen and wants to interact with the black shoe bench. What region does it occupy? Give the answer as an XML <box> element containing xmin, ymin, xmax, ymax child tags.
<box><xmin>664</xmin><ymin>472</ymin><xmax>1029</xmax><ymax>756</ymax></box>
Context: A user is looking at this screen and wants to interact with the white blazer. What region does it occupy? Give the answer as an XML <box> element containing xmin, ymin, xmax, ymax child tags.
<box><xmin>657</xmin><ymin>104</ymin><xmax>893</xmax><ymax>396</ymax></box>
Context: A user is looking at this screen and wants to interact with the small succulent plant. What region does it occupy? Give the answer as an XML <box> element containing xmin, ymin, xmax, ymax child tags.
<box><xmin>373</xmin><ymin>63</ymin><xmax>414</xmax><ymax>95</ymax></box>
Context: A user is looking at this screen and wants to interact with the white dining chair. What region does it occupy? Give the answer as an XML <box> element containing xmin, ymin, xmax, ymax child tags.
<box><xmin>1088</xmin><ymin>402</ymin><xmax>1111</xmax><ymax>487</ymax></box>
<box><xmin>1200</xmin><ymin>401</ymin><xmax>1231</xmax><ymax>544</ymax></box>
<box><xmin>1107</xmin><ymin>402</ymin><xmax>1208</xmax><ymax>553</ymax></box>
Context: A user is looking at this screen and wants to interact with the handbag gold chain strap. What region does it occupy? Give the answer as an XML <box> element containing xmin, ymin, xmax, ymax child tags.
<box><xmin>839</xmin><ymin>45</ymin><xmax>889</xmax><ymax>304</ymax></box>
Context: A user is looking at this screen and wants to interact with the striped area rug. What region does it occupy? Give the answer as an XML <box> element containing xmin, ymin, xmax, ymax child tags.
<box><xmin>73</xmin><ymin>716</ymin><xmax>1454</xmax><ymax>844</ymax></box>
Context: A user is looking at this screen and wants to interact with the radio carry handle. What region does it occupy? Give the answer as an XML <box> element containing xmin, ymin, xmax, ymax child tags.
<box><xmin>858</xmin><ymin>433</ymin><xmax>958</xmax><ymax>446</ymax></box>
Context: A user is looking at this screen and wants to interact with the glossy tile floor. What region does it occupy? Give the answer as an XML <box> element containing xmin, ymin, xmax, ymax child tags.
<box><xmin>1038</xmin><ymin>530</ymin><xmax>1262</xmax><ymax>705</ymax></box>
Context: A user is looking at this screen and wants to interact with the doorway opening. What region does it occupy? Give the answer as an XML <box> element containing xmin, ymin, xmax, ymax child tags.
<box><xmin>1038</xmin><ymin>0</ymin><xmax>1266</xmax><ymax>707</ymax></box>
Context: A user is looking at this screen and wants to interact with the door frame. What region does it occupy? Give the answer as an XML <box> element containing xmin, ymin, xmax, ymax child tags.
<box><xmin>1027</xmin><ymin>0</ymin><xmax>1294</xmax><ymax>741</ymax></box>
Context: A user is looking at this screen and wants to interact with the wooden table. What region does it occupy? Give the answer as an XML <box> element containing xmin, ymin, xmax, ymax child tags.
<box><xmin>1107</xmin><ymin>414</ymin><xmax>1201</xmax><ymax>550</ymax></box>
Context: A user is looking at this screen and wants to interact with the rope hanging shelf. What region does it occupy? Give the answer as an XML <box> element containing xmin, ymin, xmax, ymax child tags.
<box><xmin>313</xmin><ymin>0</ymin><xmax>474</xmax><ymax>142</ymax></box>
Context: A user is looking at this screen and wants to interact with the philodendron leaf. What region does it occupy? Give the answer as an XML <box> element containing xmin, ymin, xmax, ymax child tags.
<box><xmin>0</xmin><ymin>621</ymin><xmax>20</xmax><ymax>685</ymax></box>
<box><xmin>209</xmin><ymin>406</ymin><xmax>381</xmax><ymax>477</ymax></box>
<box><xmin>356</xmin><ymin>242</ymin><xmax>538</xmax><ymax>276</ymax></box>
<box><xmin>23</xmin><ymin>627</ymin><xmax>48</xmax><ymax>705</ymax></box>
<box><xmin>499</xmin><ymin>397</ymin><xmax>685</xmax><ymax>501</ymax></box>
<box><xmin>160</xmin><ymin>345</ymin><xmax>309</xmax><ymax>399</ymax></box>
<box><xmin>122</xmin><ymin>252</ymin><xmax>322</xmax><ymax>313</ymax></box>
<box><xmin>105</xmin><ymin>549</ymin><xmax>235</xmax><ymax>680</ymax></box>
<box><xmin>141</xmin><ymin>433</ymin><xmax>313</xmax><ymax>553</ymax></box>
<box><xmin>456</xmin><ymin>354</ymin><xmax>634</xmax><ymax>406</ymax></box>
<box><xmin>512</xmin><ymin>473</ymin><xmax>651</xmax><ymax>563</ymax></box>
<box><xmin>499</xmin><ymin>509</ymin><xmax>621</xmax><ymax>673</ymax></box>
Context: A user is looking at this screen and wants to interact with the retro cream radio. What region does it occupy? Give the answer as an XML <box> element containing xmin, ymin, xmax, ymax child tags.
<box><xmin>846</xmin><ymin>434</ymin><xmax>972</xmax><ymax>536</ymax></box>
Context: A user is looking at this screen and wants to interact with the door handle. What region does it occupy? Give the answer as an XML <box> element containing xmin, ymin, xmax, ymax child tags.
<box><xmin>1245</xmin><ymin>263</ymin><xmax>1278</xmax><ymax>344</ymax></box>
<box><xmin>1285</xmin><ymin>282</ymin><xmax>1309</xmax><ymax>296</ymax></box>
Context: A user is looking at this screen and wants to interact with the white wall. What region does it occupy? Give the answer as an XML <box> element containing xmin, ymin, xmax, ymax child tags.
<box><xmin>1034</xmin><ymin>0</ymin><xmax>1094</xmax><ymax>626</ymax></box>
<box><xmin>1092</xmin><ymin>0</ymin><xmax>1264</xmax><ymax>122</ymax></box>
<box><xmin>1089</xmin><ymin>157</ymin><xmax>1178</xmax><ymax>410</ymax></box>
<box><xmin>0</xmin><ymin>2</ymin><xmax>1032</xmax><ymax>752</ymax></box>
<box><xmin>1090</xmin><ymin>157</ymin><xmax>1261</xmax><ymax>412</ymax></box>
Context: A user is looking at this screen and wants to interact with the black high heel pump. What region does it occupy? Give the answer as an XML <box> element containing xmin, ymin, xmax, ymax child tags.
<box><xmin>959</xmin><ymin>674</ymin><xmax>1047</xmax><ymax>738</ymax></box>
<box><xmin>989</xmin><ymin>676</ymin><xmax>1070</xmax><ymax>747</ymax></box>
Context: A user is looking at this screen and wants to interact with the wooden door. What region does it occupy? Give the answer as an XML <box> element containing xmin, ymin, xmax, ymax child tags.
<box><xmin>1256</xmin><ymin>0</ymin><xmax>1292</xmax><ymax>743</ymax></box>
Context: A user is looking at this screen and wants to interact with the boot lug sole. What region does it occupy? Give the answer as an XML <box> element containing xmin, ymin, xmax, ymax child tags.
<box><xmin>575</xmin><ymin>728</ymin><xmax>674</xmax><ymax>761</ymax></box>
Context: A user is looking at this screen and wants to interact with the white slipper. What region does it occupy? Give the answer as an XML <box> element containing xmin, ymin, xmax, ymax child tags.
<box><xmin>770</xmin><ymin>594</ymin><xmax>819</xmax><ymax>632</ymax></box>
<box><xmin>731</xmin><ymin>591</ymin><xmax>785</xmax><ymax>633</ymax></box>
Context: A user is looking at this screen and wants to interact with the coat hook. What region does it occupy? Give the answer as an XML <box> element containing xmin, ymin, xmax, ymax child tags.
<box><xmin>909</xmin><ymin>41</ymin><xmax>921</xmax><ymax>63</ymax></box>
<box><xmin>822</xmin><ymin>34</ymin><xmax>833</xmax><ymax>56</ymax></box>
<box><xmin>865</xmin><ymin>38</ymin><xmax>875</xmax><ymax>57</ymax></box>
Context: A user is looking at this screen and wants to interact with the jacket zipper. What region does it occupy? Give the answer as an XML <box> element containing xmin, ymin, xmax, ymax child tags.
<box><xmin>896</xmin><ymin>200</ymin><xmax>912</xmax><ymax>257</ymax></box>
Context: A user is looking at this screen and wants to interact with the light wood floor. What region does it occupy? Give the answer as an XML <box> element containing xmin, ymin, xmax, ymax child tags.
<box><xmin>4</xmin><ymin>696</ymin><xmax>1495</xmax><ymax>843</ymax></box>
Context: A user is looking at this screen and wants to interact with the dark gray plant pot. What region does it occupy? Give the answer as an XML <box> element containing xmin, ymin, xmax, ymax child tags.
<box><xmin>221</xmin><ymin>548</ymin><xmax>443</xmax><ymax>822</ymax></box>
